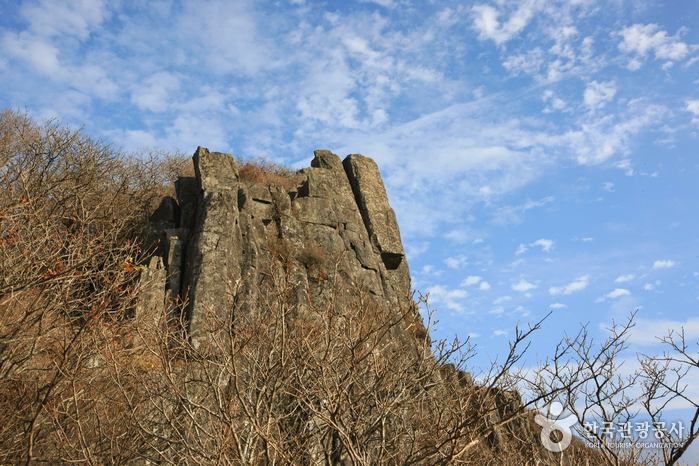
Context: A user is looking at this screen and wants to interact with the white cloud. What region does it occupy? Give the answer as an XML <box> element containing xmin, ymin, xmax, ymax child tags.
<box><xmin>512</xmin><ymin>279</ymin><xmax>537</xmax><ymax>292</ymax></box>
<box><xmin>20</xmin><ymin>0</ymin><xmax>109</xmax><ymax>40</ymax></box>
<box><xmin>644</xmin><ymin>283</ymin><xmax>654</xmax><ymax>290</ymax></box>
<box><xmin>427</xmin><ymin>285</ymin><xmax>468</xmax><ymax>312</ymax></box>
<box><xmin>493</xmin><ymin>296</ymin><xmax>511</xmax><ymax>305</ymax></box>
<box><xmin>462</xmin><ymin>275</ymin><xmax>482</xmax><ymax>286</ymax></box>
<box><xmin>471</xmin><ymin>3</ymin><xmax>538</xmax><ymax>46</ymax></box>
<box><xmin>445</xmin><ymin>255</ymin><xmax>468</xmax><ymax>269</ymax></box>
<box><xmin>686</xmin><ymin>100</ymin><xmax>699</xmax><ymax>125</ymax></box>
<box><xmin>653</xmin><ymin>260</ymin><xmax>676</xmax><ymax>269</ymax></box>
<box><xmin>542</xmin><ymin>90</ymin><xmax>567</xmax><ymax>113</ymax></box>
<box><xmin>615</xmin><ymin>274</ymin><xmax>635</xmax><ymax>283</ymax></box>
<box><xmin>515</xmin><ymin>243</ymin><xmax>529</xmax><ymax>255</ymax></box>
<box><xmin>480</xmin><ymin>281</ymin><xmax>491</xmax><ymax>290</ymax></box>
<box><xmin>582</xmin><ymin>237</ymin><xmax>594</xmax><ymax>242</ymax></box>
<box><xmin>358</xmin><ymin>0</ymin><xmax>394</xmax><ymax>7</ymax></box>
<box><xmin>606</xmin><ymin>288</ymin><xmax>631</xmax><ymax>299</ymax></box>
<box><xmin>603</xmin><ymin>182</ymin><xmax>615</xmax><ymax>192</ymax></box>
<box><xmin>567</xmin><ymin>103</ymin><xmax>666</xmax><ymax>165</ymax></box>
<box><xmin>493</xmin><ymin>197</ymin><xmax>555</xmax><ymax>226</ymax></box>
<box><xmin>627</xmin><ymin>317</ymin><xmax>699</xmax><ymax>346</ymax></box>
<box><xmin>472</xmin><ymin>238</ymin><xmax>484</xmax><ymax>244</ymax></box>
<box><xmin>584</xmin><ymin>80</ymin><xmax>617</xmax><ymax>110</ymax></box>
<box><xmin>616</xmin><ymin>24</ymin><xmax>690</xmax><ymax>69</ymax></box>
<box><xmin>131</xmin><ymin>72</ymin><xmax>180</xmax><ymax>112</ymax></box>
<box><xmin>530</xmin><ymin>238</ymin><xmax>554</xmax><ymax>252</ymax></box>
<box><xmin>550</xmin><ymin>303</ymin><xmax>567</xmax><ymax>309</ymax></box>
<box><xmin>549</xmin><ymin>275</ymin><xmax>590</xmax><ymax>295</ymax></box>
<box><xmin>490</xmin><ymin>306</ymin><xmax>504</xmax><ymax>315</ymax></box>
<box><xmin>503</xmin><ymin>48</ymin><xmax>545</xmax><ymax>76</ymax></box>
<box><xmin>687</xmin><ymin>100</ymin><xmax>699</xmax><ymax>115</ymax></box>
<box><xmin>492</xmin><ymin>329</ymin><xmax>508</xmax><ymax>337</ymax></box>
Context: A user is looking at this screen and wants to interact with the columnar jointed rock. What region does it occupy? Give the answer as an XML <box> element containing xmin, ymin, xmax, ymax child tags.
<box><xmin>343</xmin><ymin>153</ymin><xmax>411</xmax><ymax>302</ymax></box>
<box><xmin>182</xmin><ymin>147</ymin><xmax>243</xmax><ymax>349</ymax></box>
<box><xmin>139</xmin><ymin>146</ymin><xmax>425</xmax><ymax>347</ymax></box>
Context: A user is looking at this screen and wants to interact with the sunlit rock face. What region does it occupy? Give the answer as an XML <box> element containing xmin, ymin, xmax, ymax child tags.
<box><xmin>141</xmin><ymin>146</ymin><xmax>424</xmax><ymax>349</ymax></box>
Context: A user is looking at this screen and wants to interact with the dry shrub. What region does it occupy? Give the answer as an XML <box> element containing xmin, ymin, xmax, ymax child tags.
<box><xmin>0</xmin><ymin>108</ymin><xmax>189</xmax><ymax>463</ymax></box>
<box><xmin>237</xmin><ymin>155</ymin><xmax>304</xmax><ymax>190</ymax></box>
<box><xmin>298</xmin><ymin>244</ymin><xmax>327</xmax><ymax>269</ymax></box>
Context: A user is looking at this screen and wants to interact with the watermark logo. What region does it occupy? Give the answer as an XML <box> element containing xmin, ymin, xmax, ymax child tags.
<box><xmin>534</xmin><ymin>401</ymin><xmax>577</xmax><ymax>452</ymax></box>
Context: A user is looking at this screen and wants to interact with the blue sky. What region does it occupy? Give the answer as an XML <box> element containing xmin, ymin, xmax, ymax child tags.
<box><xmin>2</xmin><ymin>0</ymin><xmax>699</xmax><ymax>453</ymax></box>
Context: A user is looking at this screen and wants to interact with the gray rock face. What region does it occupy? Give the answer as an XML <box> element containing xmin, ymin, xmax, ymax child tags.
<box><xmin>135</xmin><ymin>256</ymin><xmax>166</xmax><ymax>317</ymax></box>
<box><xmin>175</xmin><ymin>177</ymin><xmax>198</xmax><ymax>232</ymax></box>
<box><xmin>142</xmin><ymin>197</ymin><xmax>179</xmax><ymax>259</ymax></box>
<box><xmin>193</xmin><ymin>146</ymin><xmax>239</xmax><ymax>191</ymax></box>
<box><xmin>183</xmin><ymin>147</ymin><xmax>242</xmax><ymax>349</ymax></box>
<box><xmin>343</xmin><ymin>154</ymin><xmax>411</xmax><ymax>301</ymax></box>
<box><xmin>139</xmin><ymin>147</ymin><xmax>424</xmax><ymax>348</ymax></box>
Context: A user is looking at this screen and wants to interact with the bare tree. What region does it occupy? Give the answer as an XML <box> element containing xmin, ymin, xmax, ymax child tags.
<box><xmin>0</xmin><ymin>108</ymin><xmax>188</xmax><ymax>464</ymax></box>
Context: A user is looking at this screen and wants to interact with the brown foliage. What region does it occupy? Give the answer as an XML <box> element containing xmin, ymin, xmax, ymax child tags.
<box><xmin>237</xmin><ymin>155</ymin><xmax>304</xmax><ymax>190</ymax></box>
<box><xmin>0</xmin><ymin>108</ymin><xmax>189</xmax><ymax>463</ymax></box>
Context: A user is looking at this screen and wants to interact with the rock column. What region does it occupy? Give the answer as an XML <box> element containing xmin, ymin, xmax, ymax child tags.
<box><xmin>342</xmin><ymin>154</ymin><xmax>411</xmax><ymax>301</ymax></box>
<box><xmin>182</xmin><ymin>147</ymin><xmax>242</xmax><ymax>349</ymax></box>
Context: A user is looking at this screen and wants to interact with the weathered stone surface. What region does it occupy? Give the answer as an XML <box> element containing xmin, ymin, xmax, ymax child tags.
<box><xmin>150</xmin><ymin>196</ymin><xmax>179</xmax><ymax>225</ymax></box>
<box><xmin>343</xmin><ymin>153</ymin><xmax>412</xmax><ymax>301</ymax></box>
<box><xmin>184</xmin><ymin>189</ymin><xmax>242</xmax><ymax>347</ymax></box>
<box><xmin>164</xmin><ymin>228</ymin><xmax>188</xmax><ymax>317</ymax></box>
<box><xmin>339</xmin><ymin>228</ymin><xmax>379</xmax><ymax>272</ymax></box>
<box><xmin>238</xmin><ymin>183</ymin><xmax>275</xmax><ymax>223</ymax></box>
<box><xmin>183</xmin><ymin>147</ymin><xmax>242</xmax><ymax>349</ymax></box>
<box><xmin>311</xmin><ymin>149</ymin><xmax>344</xmax><ymax>171</ymax></box>
<box><xmin>142</xmin><ymin>197</ymin><xmax>179</xmax><ymax>259</ymax></box>
<box><xmin>175</xmin><ymin>177</ymin><xmax>199</xmax><ymax>232</ymax></box>
<box><xmin>294</xmin><ymin>196</ymin><xmax>337</xmax><ymax>226</ymax></box>
<box><xmin>136</xmin><ymin>256</ymin><xmax>166</xmax><ymax>318</ymax></box>
<box><xmin>342</xmin><ymin>154</ymin><xmax>404</xmax><ymax>258</ymax></box>
<box><xmin>147</xmin><ymin>147</ymin><xmax>419</xmax><ymax>350</ymax></box>
<box><xmin>193</xmin><ymin>146</ymin><xmax>239</xmax><ymax>191</ymax></box>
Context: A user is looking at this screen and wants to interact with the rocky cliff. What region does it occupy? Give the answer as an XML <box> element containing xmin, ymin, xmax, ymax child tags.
<box><xmin>134</xmin><ymin>147</ymin><xmax>609</xmax><ymax>465</ymax></box>
<box><xmin>140</xmin><ymin>147</ymin><xmax>426</xmax><ymax>348</ymax></box>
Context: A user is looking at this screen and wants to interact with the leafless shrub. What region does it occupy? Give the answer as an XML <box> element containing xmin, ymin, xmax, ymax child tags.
<box><xmin>237</xmin><ymin>155</ymin><xmax>304</xmax><ymax>190</ymax></box>
<box><xmin>0</xmin><ymin>108</ymin><xmax>187</xmax><ymax>464</ymax></box>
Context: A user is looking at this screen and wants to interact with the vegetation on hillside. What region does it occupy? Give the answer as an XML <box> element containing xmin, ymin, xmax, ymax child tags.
<box><xmin>236</xmin><ymin>155</ymin><xmax>304</xmax><ymax>190</ymax></box>
<box><xmin>1</xmin><ymin>108</ymin><xmax>698</xmax><ymax>465</ymax></box>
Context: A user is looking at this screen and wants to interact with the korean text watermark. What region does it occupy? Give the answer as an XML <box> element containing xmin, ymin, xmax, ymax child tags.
<box><xmin>535</xmin><ymin>401</ymin><xmax>685</xmax><ymax>453</ymax></box>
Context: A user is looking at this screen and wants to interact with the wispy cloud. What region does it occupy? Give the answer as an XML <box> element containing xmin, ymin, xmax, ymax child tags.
<box><xmin>653</xmin><ymin>260</ymin><xmax>676</xmax><ymax>269</ymax></box>
<box><xmin>512</xmin><ymin>279</ymin><xmax>537</xmax><ymax>292</ymax></box>
<box><xmin>530</xmin><ymin>238</ymin><xmax>554</xmax><ymax>252</ymax></box>
<box><xmin>549</xmin><ymin>275</ymin><xmax>590</xmax><ymax>295</ymax></box>
<box><xmin>615</xmin><ymin>23</ymin><xmax>690</xmax><ymax>70</ymax></box>
<box><xmin>445</xmin><ymin>255</ymin><xmax>468</xmax><ymax>269</ymax></box>
<box><xmin>461</xmin><ymin>275</ymin><xmax>482</xmax><ymax>286</ymax></box>
<box><xmin>426</xmin><ymin>285</ymin><xmax>468</xmax><ymax>312</ymax></box>
<box><xmin>584</xmin><ymin>80</ymin><xmax>616</xmax><ymax>110</ymax></box>
<box><xmin>493</xmin><ymin>296</ymin><xmax>511</xmax><ymax>305</ymax></box>
<box><xmin>493</xmin><ymin>197</ymin><xmax>555</xmax><ymax>226</ymax></box>
<box><xmin>615</xmin><ymin>274</ymin><xmax>635</xmax><ymax>283</ymax></box>
<box><xmin>607</xmin><ymin>288</ymin><xmax>631</xmax><ymax>299</ymax></box>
